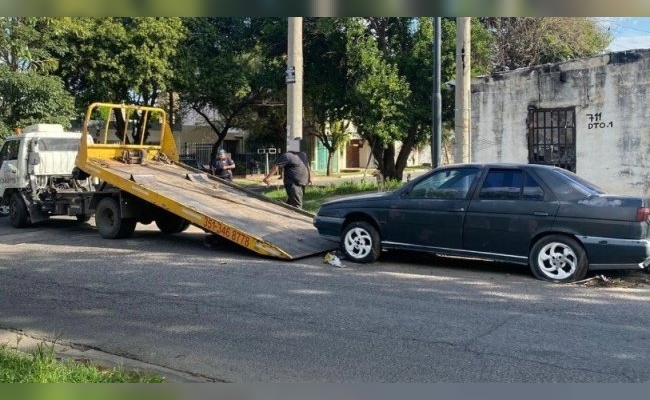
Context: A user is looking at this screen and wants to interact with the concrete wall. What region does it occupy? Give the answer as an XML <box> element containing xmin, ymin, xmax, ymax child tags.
<box><xmin>471</xmin><ymin>49</ymin><xmax>650</xmax><ymax>196</ymax></box>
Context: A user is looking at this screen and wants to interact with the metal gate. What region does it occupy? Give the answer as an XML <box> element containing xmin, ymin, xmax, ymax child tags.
<box><xmin>527</xmin><ymin>107</ymin><xmax>576</xmax><ymax>172</ymax></box>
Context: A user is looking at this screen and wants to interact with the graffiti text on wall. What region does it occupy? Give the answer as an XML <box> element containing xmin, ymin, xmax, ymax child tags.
<box><xmin>586</xmin><ymin>112</ymin><xmax>614</xmax><ymax>129</ymax></box>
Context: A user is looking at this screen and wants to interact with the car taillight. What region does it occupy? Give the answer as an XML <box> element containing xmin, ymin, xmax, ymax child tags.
<box><xmin>636</xmin><ymin>207</ymin><xmax>650</xmax><ymax>222</ymax></box>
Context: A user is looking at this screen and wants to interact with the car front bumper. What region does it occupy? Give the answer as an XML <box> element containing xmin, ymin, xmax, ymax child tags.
<box><xmin>313</xmin><ymin>215</ymin><xmax>344</xmax><ymax>242</ymax></box>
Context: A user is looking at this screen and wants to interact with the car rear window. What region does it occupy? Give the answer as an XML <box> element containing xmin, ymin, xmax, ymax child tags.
<box><xmin>541</xmin><ymin>168</ymin><xmax>606</xmax><ymax>201</ymax></box>
<box><xmin>35</xmin><ymin>138</ymin><xmax>80</xmax><ymax>152</ymax></box>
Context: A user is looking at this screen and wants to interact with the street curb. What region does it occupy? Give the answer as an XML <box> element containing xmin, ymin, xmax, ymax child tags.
<box><xmin>0</xmin><ymin>328</ymin><xmax>214</xmax><ymax>383</ymax></box>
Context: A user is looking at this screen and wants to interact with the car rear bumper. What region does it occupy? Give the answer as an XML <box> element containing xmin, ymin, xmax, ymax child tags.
<box><xmin>578</xmin><ymin>236</ymin><xmax>650</xmax><ymax>270</ymax></box>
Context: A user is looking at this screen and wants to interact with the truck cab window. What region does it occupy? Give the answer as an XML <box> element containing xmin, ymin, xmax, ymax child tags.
<box><xmin>0</xmin><ymin>140</ymin><xmax>19</xmax><ymax>165</ymax></box>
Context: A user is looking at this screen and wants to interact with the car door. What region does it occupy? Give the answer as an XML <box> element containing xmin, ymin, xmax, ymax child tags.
<box><xmin>384</xmin><ymin>166</ymin><xmax>481</xmax><ymax>250</ymax></box>
<box><xmin>463</xmin><ymin>167</ymin><xmax>559</xmax><ymax>259</ymax></box>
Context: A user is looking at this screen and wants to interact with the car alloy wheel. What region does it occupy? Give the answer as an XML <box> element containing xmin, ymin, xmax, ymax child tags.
<box><xmin>341</xmin><ymin>221</ymin><xmax>380</xmax><ymax>263</ymax></box>
<box><xmin>530</xmin><ymin>235</ymin><xmax>588</xmax><ymax>282</ymax></box>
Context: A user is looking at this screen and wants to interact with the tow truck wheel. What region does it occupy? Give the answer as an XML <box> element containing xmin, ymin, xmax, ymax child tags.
<box><xmin>9</xmin><ymin>193</ymin><xmax>30</xmax><ymax>228</ymax></box>
<box><xmin>76</xmin><ymin>214</ymin><xmax>92</xmax><ymax>223</ymax></box>
<box><xmin>95</xmin><ymin>197</ymin><xmax>137</xmax><ymax>239</ymax></box>
<box><xmin>155</xmin><ymin>213</ymin><xmax>190</xmax><ymax>234</ymax></box>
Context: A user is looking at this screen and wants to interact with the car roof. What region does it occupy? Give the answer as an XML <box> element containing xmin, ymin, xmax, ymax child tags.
<box><xmin>440</xmin><ymin>162</ymin><xmax>558</xmax><ymax>171</ymax></box>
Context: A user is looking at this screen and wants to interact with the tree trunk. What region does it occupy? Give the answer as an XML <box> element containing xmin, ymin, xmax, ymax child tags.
<box><xmin>326</xmin><ymin>150</ymin><xmax>333</xmax><ymax>176</ymax></box>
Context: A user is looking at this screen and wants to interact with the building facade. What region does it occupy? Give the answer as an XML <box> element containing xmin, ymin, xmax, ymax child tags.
<box><xmin>471</xmin><ymin>49</ymin><xmax>650</xmax><ymax>196</ymax></box>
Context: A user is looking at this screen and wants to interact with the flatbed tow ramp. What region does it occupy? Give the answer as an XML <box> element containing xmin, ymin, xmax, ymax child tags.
<box><xmin>76</xmin><ymin>103</ymin><xmax>336</xmax><ymax>260</ymax></box>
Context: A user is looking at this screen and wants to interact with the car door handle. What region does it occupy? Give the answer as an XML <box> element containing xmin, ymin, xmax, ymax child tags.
<box><xmin>533</xmin><ymin>211</ymin><xmax>549</xmax><ymax>216</ymax></box>
<box><xmin>447</xmin><ymin>207</ymin><xmax>465</xmax><ymax>212</ymax></box>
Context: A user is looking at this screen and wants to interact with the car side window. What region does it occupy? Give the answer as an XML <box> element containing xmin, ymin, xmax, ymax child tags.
<box><xmin>408</xmin><ymin>168</ymin><xmax>479</xmax><ymax>199</ymax></box>
<box><xmin>522</xmin><ymin>174</ymin><xmax>545</xmax><ymax>201</ymax></box>
<box><xmin>479</xmin><ymin>169</ymin><xmax>544</xmax><ymax>201</ymax></box>
<box><xmin>479</xmin><ymin>170</ymin><xmax>523</xmax><ymax>200</ymax></box>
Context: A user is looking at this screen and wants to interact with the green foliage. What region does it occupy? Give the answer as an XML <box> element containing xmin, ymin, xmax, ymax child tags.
<box><xmin>54</xmin><ymin>17</ymin><xmax>186</xmax><ymax>114</ymax></box>
<box><xmin>173</xmin><ymin>18</ymin><xmax>286</xmax><ymax>156</ymax></box>
<box><xmin>0</xmin><ymin>65</ymin><xmax>75</xmax><ymax>138</ymax></box>
<box><xmin>0</xmin><ymin>342</ymin><xmax>163</xmax><ymax>383</ymax></box>
<box><xmin>303</xmin><ymin>18</ymin><xmax>353</xmax><ymax>175</ymax></box>
<box><xmin>480</xmin><ymin>17</ymin><xmax>610</xmax><ymax>71</ymax></box>
<box><xmin>0</xmin><ymin>17</ymin><xmax>64</xmax><ymax>73</ymax></box>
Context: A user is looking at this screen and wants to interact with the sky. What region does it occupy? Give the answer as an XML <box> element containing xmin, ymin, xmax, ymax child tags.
<box><xmin>596</xmin><ymin>17</ymin><xmax>650</xmax><ymax>52</ymax></box>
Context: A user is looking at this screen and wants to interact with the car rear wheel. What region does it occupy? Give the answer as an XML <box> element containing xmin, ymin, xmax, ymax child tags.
<box><xmin>529</xmin><ymin>235</ymin><xmax>588</xmax><ymax>283</ymax></box>
<box><xmin>341</xmin><ymin>221</ymin><xmax>381</xmax><ymax>263</ymax></box>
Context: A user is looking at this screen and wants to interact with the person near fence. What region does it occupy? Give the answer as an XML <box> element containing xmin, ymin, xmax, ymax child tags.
<box><xmin>262</xmin><ymin>150</ymin><xmax>312</xmax><ymax>209</ymax></box>
<box><xmin>211</xmin><ymin>149</ymin><xmax>235</xmax><ymax>180</ymax></box>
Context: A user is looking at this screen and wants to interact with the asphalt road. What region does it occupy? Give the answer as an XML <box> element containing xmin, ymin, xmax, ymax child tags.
<box><xmin>1</xmin><ymin>216</ymin><xmax>650</xmax><ymax>382</ymax></box>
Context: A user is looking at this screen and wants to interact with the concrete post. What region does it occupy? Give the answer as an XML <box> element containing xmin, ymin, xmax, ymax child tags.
<box><xmin>287</xmin><ymin>17</ymin><xmax>303</xmax><ymax>153</ymax></box>
<box><xmin>455</xmin><ymin>17</ymin><xmax>471</xmax><ymax>163</ymax></box>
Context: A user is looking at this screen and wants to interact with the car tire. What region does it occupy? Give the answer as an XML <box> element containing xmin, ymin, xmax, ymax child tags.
<box><xmin>340</xmin><ymin>221</ymin><xmax>381</xmax><ymax>263</ymax></box>
<box><xmin>95</xmin><ymin>197</ymin><xmax>137</xmax><ymax>239</ymax></box>
<box><xmin>529</xmin><ymin>234</ymin><xmax>588</xmax><ymax>283</ymax></box>
<box><xmin>9</xmin><ymin>193</ymin><xmax>30</xmax><ymax>228</ymax></box>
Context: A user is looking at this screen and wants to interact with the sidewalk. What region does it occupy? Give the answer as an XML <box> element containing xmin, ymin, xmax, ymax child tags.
<box><xmin>0</xmin><ymin>328</ymin><xmax>211</xmax><ymax>382</ymax></box>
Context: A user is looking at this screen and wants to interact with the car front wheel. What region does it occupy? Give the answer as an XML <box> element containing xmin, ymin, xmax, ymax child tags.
<box><xmin>341</xmin><ymin>221</ymin><xmax>381</xmax><ymax>263</ymax></box>
<box><xmin>529</xmin><ymin>235</ymin><xmax>588</xmax><ymax>283</ymax></box>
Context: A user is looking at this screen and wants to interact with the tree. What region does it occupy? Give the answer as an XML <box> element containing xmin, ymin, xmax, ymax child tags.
<box><xmin>53</xmin><ymin>17</ymin><xmax>186</xmax><ymax>143</ymax></box>
<box><xmin>480</xmin><ymin>18</ymin><xmax>611</xmax><ymax>72</ymax></box>
<box><xmin>303</xmin><ymin>18</ymin><xmax>351</xmax><ymax>175</ymax></box>
<box><xmin>345</xmin><ymin>18</ymin><xmax>410</xmax><ymax>181</ymax></box>
<box><xmin>0</xmin><ymin>18</ymin><xmax>74</xmax><ymax>138</ymax></box>
<box><xmin>0</xmin><ymin>66</ymin><xmax>75</xmax><ymax>137</ymax></box>
<box><xmin>172</xmin><ymin>17</ymin><xmax>286</xmax><ymax>161</ymax></box>
<box><xmin>344</xmin><ymin>17</ymin><xmax>493</xmax><ymax>180</ymax></box>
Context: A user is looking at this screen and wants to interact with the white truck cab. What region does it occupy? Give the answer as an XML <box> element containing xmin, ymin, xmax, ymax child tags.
<box><xmin>0</xmin><ymin>124</ymin><xmax>96</xmax><ymax>226</ymax></box>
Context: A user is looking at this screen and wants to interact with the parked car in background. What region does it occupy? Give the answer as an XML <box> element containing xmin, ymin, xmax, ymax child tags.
<box><xmin>178</xmin><ymin>154</ymin><xmax>210</xmax><ymax>173</ymax></box>
<box><xmin>313</xmin><ymin>163</ymin><xmax>650</xmax><ymax>283</ymax></box>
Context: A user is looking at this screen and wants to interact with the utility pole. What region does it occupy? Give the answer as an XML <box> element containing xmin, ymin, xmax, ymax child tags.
<box><xmin>431</xmin><ymin>17</ymin><xmax>442</xmax><ymax>168</ymax></box>
<box><xmin>455</xmin><ymin>17</ymin><xmax>471</xmax><ymax>163</ymax></box>
<box><xmin>286</xmin><ymin>17</ymin><xmax>303</xmax><ymax>153</ymax></box>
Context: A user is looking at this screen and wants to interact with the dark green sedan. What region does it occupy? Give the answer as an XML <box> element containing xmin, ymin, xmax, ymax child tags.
<box><xmin>313</xmin><ymin>163</ymin><xmax>650</xmax><ymax>283</ymax></box>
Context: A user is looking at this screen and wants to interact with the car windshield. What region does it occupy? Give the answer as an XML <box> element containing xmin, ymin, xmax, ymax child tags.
<box><xmin>551</xmin><ymin>168</ymin><xmax>607</xmax><ymax>196</ymax></box>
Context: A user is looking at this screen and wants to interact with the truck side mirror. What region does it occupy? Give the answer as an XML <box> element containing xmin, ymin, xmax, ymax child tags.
<box><xmin>28</xmin><ymin>153</ymin><xmax>40</xmax><ymax>166</ymax></box>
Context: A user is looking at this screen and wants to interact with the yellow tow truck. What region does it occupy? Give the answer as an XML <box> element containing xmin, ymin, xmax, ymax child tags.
<box><xmin>74</xmin><ymin>102</ymin><xmax>335</xmax><ymax>259</ymax></box>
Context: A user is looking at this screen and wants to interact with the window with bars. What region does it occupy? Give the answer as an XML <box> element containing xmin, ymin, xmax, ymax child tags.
<box><xmin>527</xmin><ymin>107</ymin><xmax>576</xmax><ymax>172</ymax></box>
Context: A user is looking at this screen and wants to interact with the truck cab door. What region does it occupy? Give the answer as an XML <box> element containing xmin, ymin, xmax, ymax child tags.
<box><xmin>0</xmin><ymin>139</ymin><xmax>20</xmax><ymax>214</ymax></box>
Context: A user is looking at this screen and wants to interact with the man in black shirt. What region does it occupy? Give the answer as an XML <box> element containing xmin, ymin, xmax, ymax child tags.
<box><xmin>263</xmin><ymin>151</ymin><xmax>312</xmax><ymax>208</ymax></box>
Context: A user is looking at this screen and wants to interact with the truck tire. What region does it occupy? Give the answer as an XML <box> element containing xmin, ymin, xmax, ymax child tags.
<box><xmin>9</xmin><ymin>193</ymin><xmax>30</xmax><ymax>228</ymax></box>
<box><xmin>155</xmin><ymin>212</ymin><xmax>190</xmax><ymax>234</ymax></box>
<box><xmin>76</xmin><ymin>214</ymin><xmax>92</xmax><ymax>223</ymax></box>
<box><xmin>95</xmin><ymin>197</ymin><xmax>137</xmax><ymax>239</ymax></box>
